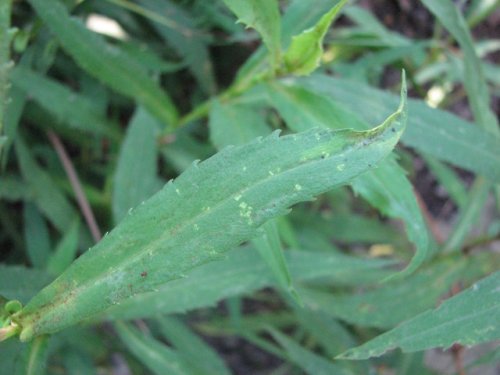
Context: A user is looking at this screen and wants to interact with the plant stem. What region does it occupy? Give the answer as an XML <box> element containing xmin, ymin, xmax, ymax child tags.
<box><xmin>46</xmin><ymin>130</ymin><xmax>102</xmax><ymax>243</ymax></box>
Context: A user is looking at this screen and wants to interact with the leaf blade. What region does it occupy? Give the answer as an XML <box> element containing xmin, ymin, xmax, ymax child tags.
<box><xmin>338</xmin><ymin>271</ymin><xmax>500</xmax><ymax>360</ymax></box>
<box><xmin>16</xmin><ymin>88</ymin><xmax>406</xmax><ymax>340</ymax></box>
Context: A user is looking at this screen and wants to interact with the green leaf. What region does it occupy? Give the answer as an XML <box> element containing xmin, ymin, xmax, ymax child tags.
<box><xmin>10</xmin><ymin>67</ymin><xmax>120</xmax><ymax>140</ymax></box>
<box><xmin>0</xmin><ymin>265</ymin><xmax>52</xmax><ymax>304</ymax></box>
<box><xmin>208</xmin><ymin>100</ymin><xmax>271</xmax><ymax>150</ymax></box>
<box><xmin>252</xmin><ymin>220</ymin><xmax>299</xmax><ymax>302</ymax></box>
<box><xmin>23</xmin><ymin>203</ymin><xmax>51</xmax><ymax>269</ymax></box>
<box><xmin>265</xmin><ymin>77</ymin><xmax>428</xmax><ymax>278</ymax></box>
<box><xmin>222</xmin><ymin>0</ymin><xmax>281</xmax><ymax>69</ymax></box>
<box><xmin>298</xmin><ymin>74</ymin><xmax>500</xmax><ymax>182</ymax></box>
<box><xmin>15</xmin><ymin>88</ymin><xmax>405</xmax><ymax>340</ymax></box>
<box><xmin>102</xmin><ymin>247</ymin><xmax>394</xmax><ymax>321</ymax></box>
<box><xmin>137</xmin><ymin>0</ymin><xmax>216</xmax><ymax>94</ymax></box>
<box><xmin>155</xmin><ymin>316</ymin><xmax>231</xmax><ymax>375</ymax></box>
<box><xmin>114</xmin><ymin>321</ymin><xmax>192</xmax><ymax>375</ymax></box>
<box><xmin>269</xmin><ymin>328</ymin><xmax>353</xmax><ymax>375</ymax></box>
<box><xmin>28</xmin><ymin>0</ymin><xmax>179</xmax><ymax>128</ymax></box>
<box><xmin>338</xmin><ymin>271</ymin><xmax>500</xmax><ymax>360</ymax></box>
<box><xmin>283</xmin><ymin>0</ymin><xmax>347</xmax><ymax>75</ymax></box>
<box><xmin>112</xmin><ymin>107</ymin><xmax>161</xmax><ymax>224</ymax></box>
<box><xmin>15</xmin><ymin>136</ymin><xmax>77</xmax><ymax>233</ymax></box>
<box><xmin>46</xmin><ymin>219</ymin><xmax>80</xmax><ymax>277</ymax></box>
<box><xmin>301</xmin><ymin>253</ymin><xmax>496</xmax><ymax>329</ymax></box>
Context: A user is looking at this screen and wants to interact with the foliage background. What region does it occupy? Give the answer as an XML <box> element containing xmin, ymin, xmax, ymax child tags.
<box><xmin>0</xmin><ymin>0</ymin><xmax>499</xmax><ymax>374</ymax></box>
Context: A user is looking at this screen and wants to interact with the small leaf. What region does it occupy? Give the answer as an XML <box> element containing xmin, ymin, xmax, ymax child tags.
<box><xmin>252</xmin><ymin>221</ymin><xmax>300</xmax><ymax>303</ymax></box>
<box><xmin>114</xmin><ymin>322</ymin><xmax>191</xmax><ymax>375</ymax></box>
<box><xmin>338</xmin><ymin>271</ymin><xmax>500</xmax><ymax>360</ymax></box>
<box><xmin>156</xmin><ymin>316</ymin><xmax>231</xmax><ymax>375</ymax></box>
<box><xmin>283</xmin><ymin>0</ymin><xmax>348</xmax><ymax>75</ymax></box>
<box><xmin>222</xmin><ymin>0</ymin><xmax>282</xmax><ymax>68</ymax></box>
<box><xmin>269</xmin><ymin>328</ymin><xmax>353</xmax><ymax>375</ymax></box>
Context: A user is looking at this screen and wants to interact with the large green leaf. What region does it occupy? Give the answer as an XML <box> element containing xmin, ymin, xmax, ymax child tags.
<box><xmin>28</xmin><ymin>0</ymin><xmax>179</xmax><ymax>128</ymax></box>
<box><xmin>297</xmin><ymin>74</ymin><xmax>500</xmax><ymax>182</ymax></box>
<box><xmin>102</xmin><ymin>247</ymin><xmax>395</xmax><ymax>321</ymax></box>
<box><xmin>338</xmin><ymin>271</ymin><xmax>500</xmax><ymax>360</ymax></box>
<box><xmin>14</xmin><ymin>85</ymin><xmax>406</xmax><ymax>340</ymax></box>
<box><xmin>222</xmin><ymin>0</ymin><xmax>281</xmax><ymax>69</ymax></box>
<box><xmin>112</xmin><ymin>107</ymin><xmax>161</xmax><ymax>224</ymax></box>
<box><xmin>265</xmin><ymin>79</ymin><xmax>428</xmax><ymax>278</ymax></box>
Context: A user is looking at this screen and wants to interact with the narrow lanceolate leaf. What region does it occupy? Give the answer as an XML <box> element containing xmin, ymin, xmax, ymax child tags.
<box><xmin>14</xmin><ymin>85</ymin><xmax>406</xmax><ymax>341</ymax></box>
<box><xmin>269</xmin><ymin>329</ymin><xmax>353</xmax><ymax>375</ymax></box>
<box><xmin>156</xmin><ymin>316</ymin><xmax>231</xmax><ymax>375</ymax></box>
<box><xmin>114</xmin><ymin>322</ymin><xmax>191</xmax><ymax>375</ymax></box>
<box><xmin>27</xmin><ymin>0</ymin><xmax>179</xmax><ymax>127</ymax></box>
<box><xmin>138</xmin><ymin>0</ymin><xmax>216</xmax><ymax>94</ymax></box>
<box><xmin>0</xmin><ymin>0</ymin><xmax>14</xmax><ymax>154</ymax></box>
<box><xmin>283</xmin><ymin>0</ymin><xmax>347</xmax><ymax>75</ymax></box>
<box><xmin>113</xmin><ymin>108</ymin><xmax>161</xmax><ymax>224</ymax></box>
<box><xmin>10</xmin><ymin>67</ymin><xmax>120</xmax><ymax>140</ymax></box>
<box><xmin>265</xmin><ymin>77</ymin><xmax>428</xmax><ymax>278</ymax></box>
<box><xmin>298</xmin><ymin>74</ymin><xmax>500</xmax><ymax>182</ymax></box>
<box><xmin>338</xmin><ymin>271</ymin><xmax>500</xmax><ymax>360</ymax></box>
<box><xmin>222</xmin><ymin>0</ymin><xmax>281</xmax><ymax>69</ymax></box>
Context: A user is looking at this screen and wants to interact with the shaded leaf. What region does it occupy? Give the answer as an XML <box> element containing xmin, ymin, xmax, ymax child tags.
<box><xmin>137</xmin><ymin>0</ymin><xmax>216</xmax><ymax>94</ymax></box>
<box><xmin>10</xmin><ymin>67</ymin><xmax>120</xmax><ymax>140</ymax></box>
<box><xmin>269</xmin><ymin>328</ymin><xmax>353</xmax><ymax>375</ymax></box>
<box><xmin>114</xmin><ymin>322</ymin><xmax>191</xmax><ymax>375</ymax></box>
<box><xmin>23</xmin><ymin>203</ymin><xmax>51</xmax><ymax>269</ymax></box>
<box><xmin>46</xmin><ymin>219</ymin><xmax>80</xmax><ymax>277</ymax></box>
<box><xmin>338</xmin><ymin>271</ymin><xmax>500</xmax><ymax>360</ymax></box>
<box><xmin>28</xmin><ymin>0</ymin><xmax>179</xmax><ymax>127</ymax></box>
<box><xmin>156</xmin><ymin>316</ymin><xmax>231</xmax><ymax>375</ymax></box>
<box><xmin>112</xmin><ymin>107</ymin><xmax>161</xmax><ymax>224</ymax></box>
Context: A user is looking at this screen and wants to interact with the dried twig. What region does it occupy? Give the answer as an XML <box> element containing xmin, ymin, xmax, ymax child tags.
<box><xmin>46</xmin><ymin>130</ymin><xmax>102</xmax><ymax>242</ymax></box>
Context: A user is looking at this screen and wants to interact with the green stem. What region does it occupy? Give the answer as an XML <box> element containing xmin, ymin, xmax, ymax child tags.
<box><xmin>24</xmin><ymin>335</ymin><xmax>50</xmax><ymax>375</ymax></box>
